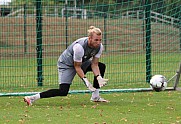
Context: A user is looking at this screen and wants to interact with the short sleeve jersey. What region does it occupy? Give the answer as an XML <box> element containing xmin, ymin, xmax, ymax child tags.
<box><xmin>57</xmin><ymin>37</ymin><xmax>103</xmax><ymax>67</ymax></box>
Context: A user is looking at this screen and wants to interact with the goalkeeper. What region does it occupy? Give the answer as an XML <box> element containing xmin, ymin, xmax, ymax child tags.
<box><xmin>24</xmin><ymin>26</ymin><xmax>109</xmax><ymax>106</ymax></box>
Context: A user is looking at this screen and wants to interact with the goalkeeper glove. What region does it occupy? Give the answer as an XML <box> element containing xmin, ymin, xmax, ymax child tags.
<box><xmin>97</xmin><ymin>75</ymin><xmax>108</xmax><ymax>87</ymax></box>
<box><xmin>82</xmin><ymin>77</ymin><xmax>96</xmax><ymax>92</ymax></box>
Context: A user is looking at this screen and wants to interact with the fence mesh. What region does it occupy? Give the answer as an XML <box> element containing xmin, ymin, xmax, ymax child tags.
<box><xmin>0</xmin><ymin>0</ymin><xmax>180</xmax><ymax>92</ymax></box>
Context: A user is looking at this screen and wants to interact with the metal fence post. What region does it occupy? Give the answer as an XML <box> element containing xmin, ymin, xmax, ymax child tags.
<box><xmin>104</xmin><ymin>13</ymin><xmax>107</xmax><ymax>52</ymax></box>
<box><xmin>24</xmin><ymin>4</ymin><xmax>27</xmax><ymax>54</ymax></box>
<box><xmin>65</xmin><ymin>0</ymin><xmax>68</xmax><ymax>48</ymax></box>
<box><xmin>145</xmin><ymin>0</ymin><xmax>152</xmax><ymax>83</ymax></box>
<box><xmin>179</xmin><ymin>5</ymin><xmax>181</xmax><ymax>51</ymax></box>
<box><xmin>36</xmin><ymin>0</ymin><xmax>43</xmax><ymax>86</ymax></box>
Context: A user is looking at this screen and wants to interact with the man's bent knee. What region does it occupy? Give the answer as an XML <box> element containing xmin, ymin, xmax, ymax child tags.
<box><xmin>59</xmin><ymin>83</ymin><xmax>70</xmax><ymax>96</ymax></box>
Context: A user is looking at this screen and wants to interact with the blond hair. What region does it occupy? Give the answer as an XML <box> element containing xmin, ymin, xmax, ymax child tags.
<box><xmin>87</xmin><ymin>26</ymin><xmax>102</xmax><ymax>36</ymax></box>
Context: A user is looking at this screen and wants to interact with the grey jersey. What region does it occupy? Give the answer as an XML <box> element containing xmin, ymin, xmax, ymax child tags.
<box><xmin>57</xmin><ymin>37</ymin><xmax>103</xmax><ymax>68</ymax></box>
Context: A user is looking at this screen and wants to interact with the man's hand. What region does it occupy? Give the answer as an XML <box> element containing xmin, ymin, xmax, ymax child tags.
<box><xmin>97</xmin><ymin>75</ymin><xmax>108</xmax><ymax>87</ymax></box>
<box><xmin>82</xmin><ymin>77</ymin><xmax>96</xmax><ymax>92</ymax></box>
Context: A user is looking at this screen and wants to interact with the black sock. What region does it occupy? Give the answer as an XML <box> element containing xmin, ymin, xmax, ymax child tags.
<box><xmin>93</xmin><ymin>63</ymin><xmax>106</xmax><ymax>89</ymax></box>
<box><xmin>93</xmin><ymin>76</ymin><xmax>100</xmax><ymax>88</ymax></box>
<box><xmin>40</xmin><ymin>84</ymin><xmax>70</xmax><ymax>98</ymax></box>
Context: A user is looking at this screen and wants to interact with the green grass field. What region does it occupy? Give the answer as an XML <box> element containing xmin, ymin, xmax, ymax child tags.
<box><xmin>1</xmin><ymin>51</ymin><xmax>180</xmax><ymax>124</ymax></box>
<box><xmin>0</xmin><ymin>17</ymin><xmax>180</xmax><ymax>123</ymax></box>
<box><xmin>0</xmin><ymin>91</ymin><xmax>181</xmax><ymax>124</ymax></box>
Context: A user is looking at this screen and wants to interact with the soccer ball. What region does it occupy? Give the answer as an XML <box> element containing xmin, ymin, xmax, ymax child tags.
<box><xmin>150</xmin><ymin>75</ymin><xmax>167</xmax><ymax>92</ymax></box>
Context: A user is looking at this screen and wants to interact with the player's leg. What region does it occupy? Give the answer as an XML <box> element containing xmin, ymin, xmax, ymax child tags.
<box><xmin>83</xmin><ymin>62</ymin><xmax>106</xmax><ymax>88</ymax></box>
<box><xmin>91</xmin><ymin>62</ymin><xmax>108</xmax><ymax>102</ymax></box>
<box><xmin>94</xmin><ymin>62</ymin><xmax>106</xmax><ymax>88</ymax></box>
<box><xmin>39</xmin><ymin>84</ymin><xmax>70</xmax><ymax>98</ymax></box>
<box><xmin>24</xmin><ymin>67</ymin><xmax>76</xmax><ymax>106</ymax></box>
<box><xmin>24</xmin><ymin>84</ymin><xmax>70</xmax><ymax>106</ymax></box>
<box><xmin>82</xmin><ymin>62</ymin><xmax>108</xmax><ymax>102</ymax></box>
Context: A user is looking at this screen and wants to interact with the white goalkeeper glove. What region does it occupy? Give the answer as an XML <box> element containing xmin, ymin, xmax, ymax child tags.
<box><xmin>82</xmin><ymin>77</ymin><xmax>96</xmax><ymax>92</ymax></box>
<box><xmin>97</xmin><ymin>75</ymin><xmax>109</xmax><ymax>87</ymax></box>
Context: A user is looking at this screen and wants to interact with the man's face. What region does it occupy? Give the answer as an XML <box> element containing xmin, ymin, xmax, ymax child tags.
<box><xmin>88</xmin><ymin>33</ymin><xmax>102</xmax><ymax>48</ymax></box>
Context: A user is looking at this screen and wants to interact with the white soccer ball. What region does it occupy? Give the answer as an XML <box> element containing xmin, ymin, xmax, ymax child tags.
<box><xmin>150</xmin><ymin>75</ymin><xmax>167</xmax><ymax>92</ymax></box>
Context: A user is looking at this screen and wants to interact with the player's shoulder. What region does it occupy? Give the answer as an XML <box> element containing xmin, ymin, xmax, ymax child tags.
<box><xmin>99</xmin><ymin>43</ymin><xmax>103</xmax><ymax>50</ymax></box>
<box><xmin>73</xmin><ymin>43</ymin><xmax>84</xmax><ymax>53</ymax></box>
<box><xmin>76</xmin><ymin>37</ymin><xmax>88</xmax><ymax>42</ymax></box>
<box><xmin>74</xmin><ymin>43</ymin><xmax>83</xmax><ymax>49</ymax></box>
<box><xmin>74</xmin><ymin>37</ymin><xmax>88</xmax><ymax>47</ymax></box>
<box><xmin>100</xmin><ymin>43</ymin><xmax>103</xmax><ymax>47</ymax></box>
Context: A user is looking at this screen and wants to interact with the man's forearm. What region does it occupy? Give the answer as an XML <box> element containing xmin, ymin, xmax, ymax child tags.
<box><xmin>91</xmin><ymin>64</ymin><xmax>100</xmax><ymax>76</ymax></box>
<box><xmin>75</xmin><ymin>67</ymin><xmax>85</xmax><ymax>79</ymax></box>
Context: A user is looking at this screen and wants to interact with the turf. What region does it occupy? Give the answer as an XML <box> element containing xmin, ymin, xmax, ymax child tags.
<box><xmin>1</xmin><ymin>91</ymin><xmax>181</xmax><ymax>124</ymax></box>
